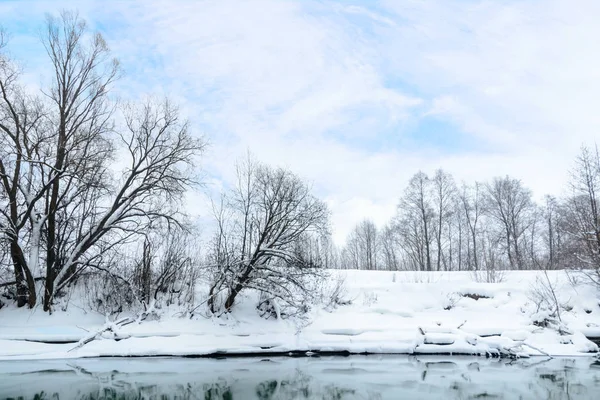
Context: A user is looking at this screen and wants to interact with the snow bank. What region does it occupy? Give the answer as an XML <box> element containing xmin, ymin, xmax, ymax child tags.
<box><xmin>0</xmin><ymin>270</ymin><xmax>599</xmax><ymax>360</ymax></box>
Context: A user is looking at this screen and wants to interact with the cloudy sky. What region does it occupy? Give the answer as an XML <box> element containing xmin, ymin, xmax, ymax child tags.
<box><xmin>2</xmin><ymin>0</ymin><xmax>599</xmax><ymax>244</ymax></box>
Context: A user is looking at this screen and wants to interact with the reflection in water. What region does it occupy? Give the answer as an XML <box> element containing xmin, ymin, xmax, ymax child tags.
<box><xmin>1</xmin><ymin>356</ymin><xmax>600</xmax><ymax>399</ymax></box>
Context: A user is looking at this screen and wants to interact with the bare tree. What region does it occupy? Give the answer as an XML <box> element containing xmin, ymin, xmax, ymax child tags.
<box><xmin>542</xmin><ymin>196</ymin><xmax>563</xmax><ymax>269</ymax></box>
<box><xmin>134</xmin><ymin>227</ymin><xmax>200</xmax><ymax>307</ymax></box>
<box><xmin>318</xmin><ymin>234</ymin><xmax>339</xmax><ymax>270</ymax></box>
<box><xmin>566</xmin><ymin>146</ymin><xmax>600</xmax><ymax>269</ymax></box>
<box><xmin>431</xmin><ymin>169</ymin><xmax>456</xmax><ymax>271</ymax></box>
<box><xmin>0</xmin><ymin>25</ymin><xmax>49</xmax><ymax>306</ymax></box>
<box><xmin>45</xmin><ymin>99</ymin><xmax>203</xmax><ymax>311</ymax></box>
<box><xmin>380</xmin><ymin>224</ymin><xmax>400</xmax><ymax>271</ymax></box>
<box><xmin>485</xmin><ymin>176</ymin><xmax>534</xmax><ymax>270</ymax></box>
<box><xmin>459</xmin><ymin>182</ymin><xmax>484</xmax><ymax>271</ymax></box>
<box><xmin>343</xmin><ymin>219</ymin><xmax>379</xmax><ymax>270</ymax></box>
<box><xmin>396</xmin><ymin>172</ymin><xmax>434</xmax><ymax>271</ymax></box>
<box><xmin>207</xmin><ymin>158</ymin><xmax>329</xmax><ymax>316</ymax></box>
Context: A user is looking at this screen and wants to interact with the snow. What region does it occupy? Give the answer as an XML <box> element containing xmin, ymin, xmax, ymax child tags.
<box><xmin>1</xmin><ymin>269</ymin><xmax>599</xmax><ymax>360</ymax></box>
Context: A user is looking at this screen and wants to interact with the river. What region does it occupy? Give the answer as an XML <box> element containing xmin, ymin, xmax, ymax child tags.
<box><xmin>1</xmin><ymin>355</ymin><xmax>599</xmax><ymax>399</ymax></box>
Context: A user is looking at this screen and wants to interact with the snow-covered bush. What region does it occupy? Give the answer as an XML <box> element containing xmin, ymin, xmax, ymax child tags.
<box><xmin>321</xmin><ymin>273</ymin><xmax>351</xmax><ymax>310</ymax></box>
<box><xmin>527</xmin><ymin>270</ymin><xmax>571</xmax><ymax>334</ymax></box>
<box><xmin>362</xmin><ymin>291</ymin><xmax>378</xmax><ymax>306</ymax></box>
<box><xmin>71</xmin><ymin>228</ymin><xmax>202</xmax><ymax>317</ymax></box>
<box><xmin>471</xmin><ymin>267</ymin><xmax>505</xmax><ymax>284</ymax></box>
<box><xmin>443</xmin><ymin>292</ymin><xmax>462</xmax><ymax>310</ymax></box>
<box><xmin>82</xmin><ymin>272</ymin><xmax>137</xmax><ymax>315</ymax></box>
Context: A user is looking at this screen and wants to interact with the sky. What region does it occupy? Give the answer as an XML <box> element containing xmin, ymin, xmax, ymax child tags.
<box><xmin>2</xmin><ymin>0</ymin><xmax>599</xmax><ymax>245</ymax></box>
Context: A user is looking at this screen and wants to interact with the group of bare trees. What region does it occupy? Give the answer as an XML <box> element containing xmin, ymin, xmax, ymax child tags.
<box><xmin>0</xmin><ymin>12</ymin><xmax>335</xmax><ymax>317</ymax></box>
<box><xmin>341</xmin><ymin>147</ymin><xmax>600</xmax><ymax>274</ymax></box>
<box><xmin>0</xmin><ymin>12</ymin><xmax>205</xmax><ymax>312</ymax></box>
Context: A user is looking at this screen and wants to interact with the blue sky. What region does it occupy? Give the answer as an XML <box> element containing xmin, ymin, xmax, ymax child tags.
<box><xmin>2</xmin><ymin>0</ymin><xmax>599</xmax><ymax>243</ymax></box>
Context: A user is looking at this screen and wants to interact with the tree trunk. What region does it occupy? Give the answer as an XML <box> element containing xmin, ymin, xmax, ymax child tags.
<box><xmin>471</xmin><ymin>228</ymin><xmax>478</xmax><ymax>271</ymax></box>
<box><xmin>505</xmin><ymin>228</ymin><xmax>514</xmax><ymax>269</ymax></box>
<box><xmin>424</xmin><ymin>223</ymin><xmax>431</xmax><ymax>272</ymax></box>
<box><xmin>11</xmin><ymin>250</ymin><xmax>27</xmax><ymax>308</ymax></box>
<box><xmin>10</xmin><ymin>241</ymin><xmax>36</xmax><ymax>307</ymax></box>
<box><xmin>224</xmin><ymin>263</ymin><xmax>255</xmax><ymax>311</ymax></box>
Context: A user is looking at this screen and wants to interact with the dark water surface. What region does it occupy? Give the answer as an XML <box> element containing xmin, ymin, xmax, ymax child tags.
<box><xmin>1</xmin><ymin>355</ymin><xmax>600</xmax><ymax>399</ymax></box>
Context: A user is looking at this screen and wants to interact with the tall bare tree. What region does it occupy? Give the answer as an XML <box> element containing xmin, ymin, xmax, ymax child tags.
<box><xmin>459</xmin><ymin>182</ymin><xmax>484</xmax><ymax>271</ymax></box>
<box><xmin>431</xmin><ymin>169</ymin><xmax>456</xmax><ymax>271</ymax></box>
<box><xmin>1</xmin><ymin>26</ymin><xmax>49</xmax><ymax>306</ymax></box>
<box><xmin>561</xmin><ymin>146</ymin><xmax>600</xmax><ymax>278</ymax></box>
<box><xmin>485</xmin><ymin>176</ymin><xmax>534</xmax><ymax>270</ymax></box>
<box><xmin>42</xmin><ymin>12</ymin><xmax>119</xmax><ymax>310</ymax></box>
<box><xmin>396</xmin><ymin>172</ymin><xmax>433</xmax><ymax>271</ymax></box>
<box><xmin>380</xmin><ymin>224</ymin><xmax>400</xmax><ymax>271</ymax></box>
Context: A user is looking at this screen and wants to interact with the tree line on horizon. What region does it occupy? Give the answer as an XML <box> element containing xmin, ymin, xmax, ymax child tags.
<box><xmin>331</xmin><ymin>149</ymin><xmax>600</xmax><ymax>276</ymax></box>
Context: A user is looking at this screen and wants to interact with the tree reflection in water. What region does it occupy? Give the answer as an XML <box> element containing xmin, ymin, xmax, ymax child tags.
<box><xmin>1</xmin><ymin>356</ymin><xmax>599</xmax><ymax>399</ymax></box>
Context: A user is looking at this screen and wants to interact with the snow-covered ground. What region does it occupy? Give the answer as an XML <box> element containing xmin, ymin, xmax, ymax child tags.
<box><xmin>1</xmin><ymin>270</ymin><xmax>599</xmax><ymax>360</ymax></box>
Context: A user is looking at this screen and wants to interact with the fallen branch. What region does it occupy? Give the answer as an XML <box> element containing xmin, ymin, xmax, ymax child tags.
<box><xmin>520</xmin><ymin>341</ymin><xmax>553</xmax><ymax>358</ymax></box>
<box><xmin>69</xmin><ymin>316</ymin><xmax>132</xmax><ymax>352</ymax></box>
<box><xmin>68</xmin><ymin>306</ymin><xmax>157</xmax><ymax>352</ymax></box>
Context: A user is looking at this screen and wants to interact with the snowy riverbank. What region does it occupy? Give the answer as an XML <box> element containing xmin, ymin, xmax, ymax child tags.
<box><xmin>1</xmin><ymin>270</ymin><xmax>599</xmax><ymax>360</ymax></box>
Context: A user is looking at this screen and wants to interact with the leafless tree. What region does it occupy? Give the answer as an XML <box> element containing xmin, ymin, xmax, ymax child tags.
<box><xmin>396</xmin><ymin>172</ymin><xmax>434</xmax><ymax>271</ymax></box>
<box><xmin>45</xmin><ymin>98</ymin><xmax>203</xmax><ymax>311</ymax></box>
<box><xmin>559</xmin><ymin>145</ymin><xmax>600</xmax><ymax>283</ymax></box>
<box><xmin>318</xmin><ymin>234</ymin><xmax>340</xmax><ymax>270</ymax></box>
<box><xmin>458</xmin><ymin>182</ymin><xmax>484</xmax><ymax>271</ymax></box>
<box><xmin>343</xmin><ymin>219</ymin><xmax>379</xmax><ymax>270</ymax></box>
<box><xmin>379</xmin><ymin>224</ymin><xmax>400</xmax><ymax>271</ymax></box>
<box><xmin>485</xmin><ymin>176</ymin><xmax>534</xmax><ymax>269</ymax></box>
<box><xmin>207</xmin><ymin>157</ymin><xmax>329</xmax><ymax>316</ymax></box>
<box><xmin>1</xmin><ymin>25</ymin><xmax>49</xmax><ymax>306</ymax></box>
<box><xmin>431</xmin><ymin>169</ymin><xmax>456</xmax><ymax>271</ymax></box>
<box><xmin>541</xmin><ymin>196</ymin><xmax>566</xmax><ymax>270</ymax></box>
<box><xmin>570</xmin><ymin>146</ymin><xmax>600</xmax><ymax>262</ymax></box>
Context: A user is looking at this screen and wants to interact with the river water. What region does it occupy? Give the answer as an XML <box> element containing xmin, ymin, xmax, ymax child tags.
<box><xmin>1</xmin><ymin>355</ymin><xmax>599</xmax><ymax>399</ymax></box>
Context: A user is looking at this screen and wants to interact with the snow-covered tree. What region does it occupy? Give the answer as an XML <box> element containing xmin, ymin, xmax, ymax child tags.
<box><xmin>207</xmin><ymin>157</ymin><xmax>329</xmax><ymax>316</ymax></box>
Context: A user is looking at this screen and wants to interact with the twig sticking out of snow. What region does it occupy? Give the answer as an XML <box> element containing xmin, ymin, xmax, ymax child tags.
<box><xmin>519</xmin><ymin>342</ymin><xmax>553</xmax><ymax>358</ymax></box>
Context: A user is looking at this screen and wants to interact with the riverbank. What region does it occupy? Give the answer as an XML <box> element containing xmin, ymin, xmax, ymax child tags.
<box><xmin>1</xmin><ymin>270</ymin><xmax>599</xmax><ymax>360</ymax></box>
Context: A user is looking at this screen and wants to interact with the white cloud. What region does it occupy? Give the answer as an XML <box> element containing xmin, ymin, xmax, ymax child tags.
<box><xmin>3</xmin><ymin>0</ymin><xmax>599</xmax><ymax>246</ymax></box>
<box><xmin>101</xmin><ymin>0</ymin><xmax>424</xmax><ymax>244</ymax></box>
